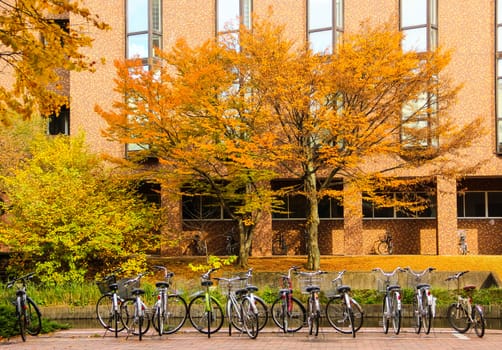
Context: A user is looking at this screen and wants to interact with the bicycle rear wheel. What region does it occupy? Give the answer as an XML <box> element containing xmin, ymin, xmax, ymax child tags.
<box><xmin>253</xmin><ymin>297</ymin><xmax>269</xmax><ymax>331</ymax></box>
<box><xmin>270</xmin><ymin>296</ymin><xmax>305</xmax><ymax>333</ymax></box>
<box><xmin>377</xmin><ymin>242</ymin><xmax>390</xmax><ymax>255</ymax></box>
<box><xmin>391</xmin><ymin>293</ymin><xmax>401</xmax><ymax>335</ymax></box>
<box><xmin>412</xmin><ymin>296</ymin><xmax>422</xmax><ymax>334</ymax></box>
<box><xmin>188</xmin><ymin>295</ymin><xmax>224</xmax><ymax>335</ymax></box>
<box><xmin>446</xmin><ymin>303</ymin><xmax>470</xmax><ymax>333</ymax></box>
<box><xmin>25</xmin><ymin>297</ymin><xmax>42</xmax><ymax>336</ymax></box>
<box><xmin>472</xmin><ymin>306</ymin><xmax>485</xmax><ymax>338</ymax></box>
<box><xmin>152</xmin><ymin>295</ymin><xmax>187</xmax><ymax>335</ymax></box>
<box><xmin>382</xmin><ymin>299</ymin><xmax>390</xmax><ymax>334</ymax></box>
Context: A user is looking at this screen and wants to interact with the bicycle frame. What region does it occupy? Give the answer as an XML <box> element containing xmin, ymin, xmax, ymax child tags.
<box><xmin>295</xmin><ymin>269</ymin><xmax>327</xmax><ymax>336</ymax></box>
<box><xmin>373</xmin><ymin>267</ymin><xmax>403</xmax><ymax>335</ymax></box>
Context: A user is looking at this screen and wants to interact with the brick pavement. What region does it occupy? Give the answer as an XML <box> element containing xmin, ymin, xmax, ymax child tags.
<box><xmin>1</xmin><ymin>328</ymin><xmax>500</xmax><ymax>350</ymax></box>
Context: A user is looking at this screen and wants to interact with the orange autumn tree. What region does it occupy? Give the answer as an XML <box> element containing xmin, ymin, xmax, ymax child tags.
<box><xmin>235</xmin><ymin>20</ymin><xmax>483</xmax><ymax>269</ymax></box>
<box><xmin>97</xmin><ymin>40</ymin><xmax>279</xmax><ymax>267</ymax></box>
<box><xmin>0</xmin><ymin>0</ymin><xmax>109</xmax><ymax>124</ymax></box>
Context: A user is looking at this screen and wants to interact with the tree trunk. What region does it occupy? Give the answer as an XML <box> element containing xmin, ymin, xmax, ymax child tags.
<box><xmin>304</xmin><ymin>171</ymin><xmax>320</xmax><ymax>270</ymax></box>
<box><xmin>237</xmin><ymin>220</ymin><xmax>253</xmax><ymax>268</ymax></box>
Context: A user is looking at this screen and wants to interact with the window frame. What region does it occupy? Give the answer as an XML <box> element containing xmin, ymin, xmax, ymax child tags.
<box><xmin>307</xmin><ymin>0</ymin><xmax>344</xmax><ymax>54</ymax></box>
<box><xmin>399</xmin><ymin>0</ymin><xmax>437</xmax><ymax>53</ymax></box>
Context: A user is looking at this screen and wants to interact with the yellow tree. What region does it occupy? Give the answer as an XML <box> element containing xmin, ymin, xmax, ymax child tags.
<box><xmin>98</xmin><ymin>40</ymin><xmax>279</xmax><ymax>267</ymax></box>
<box><xmin>236</xmin><ymin>20</ymin><xmax>483</xmax><ymax>269</ymax></box>
<box><xmin>0</xmin><ymin>0</ymin><xmax>108</xmax><ymax>123</ymax></box>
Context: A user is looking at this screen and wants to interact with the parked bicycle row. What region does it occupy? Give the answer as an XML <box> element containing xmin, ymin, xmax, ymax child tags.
<box><xmin>93</xmin><ymin>265</ymin><xmax>486</xmax><ymax>341</ymax></box>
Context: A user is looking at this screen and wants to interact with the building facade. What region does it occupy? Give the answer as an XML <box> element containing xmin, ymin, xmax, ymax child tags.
<box><xmin>46</xmin><ymin>0</ymin><xmax>502</xmax><ymax>256</ymax></box>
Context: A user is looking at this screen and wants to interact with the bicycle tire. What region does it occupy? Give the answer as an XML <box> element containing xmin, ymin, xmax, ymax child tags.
<box><xmin>96</xmin><ymin>294</ymin><xmax>126</xmax><ymax>334</ymax></box>
<box><xmin>446</xmin><ymin>303</ymin><xmax>470</xmax><ymax>333</ymax></box>
<box><xmin>391</xmin><ymin>293</ymin><xmax>401</xmax><ymax>335</ymax></box>
<box><xmin>377</xmin><ymin>242</ymin><xmax>390</xmax><ymax>255</ymax></box>
<box><xmin>325</xmin><ymin>296</ymin><xmax>361</xmax><ymax>335</ymax></box>
<box><xmin>472</xmin><ymin>306</ymin><xmax>485</xmax><ymax>338</ymax></box>
<box><xmin>351</xmin><ymin>299</ymin><xmax>364</xmax><ymax>332</ymax></box>
<box><xmin>412</xmin><ymin>295</ymin><xmax>422</xmax><ymax>334</ymax></box>
<box><xmin>423</xmin><ymin>303</ymin><xmax>432</xmax><ymax>335</ymax></box>
<box><xmin>228</xmin><ymin>299</ymin><xmax>240</xmax><ymax>335</ymax></box>
<box><xmin>241</xmin><ymin>298</ymin><xmax>259</xmax><ymax>339</ymax></box>
<box><xmin>308</xmin><ymin>297</ymin><xmax>318</xmax><ymax>336</ymax></box>
<box><xmin>188</xmin><ymin>294</ymin><xmax>224</xmax><ymax>335</ymax></box>
<box><xmin>18</xmin><ymin>299</ymin><xmax>26</xmax><ymax>342</ymax></box>
<box><xmin>252</xmin><ymin>296</ymin><xmax>268</xmax><ymax>331</ymax></box>
<box><xmin>122</xmin><ymin>299</ymin><xmax>150</xmax><ymax>338</ymax></box>
<box><xmin>270</xmin><ymin>296</ymin><xmax>305</xmax><ymax>333</ymax></box>
<box><xmin>25</xmin><ymin>297</ymin><xmax>42</xmax><ymax>336</ymax></box>
<box><xmin>152</xmin><ymin>295</ymin><xmax>187</xmax><ymax>335</ymax></box>
<box><xmin>382</xmin><ymin>298</ymin><xmax>390</xmax><ymax>334</ymax></box>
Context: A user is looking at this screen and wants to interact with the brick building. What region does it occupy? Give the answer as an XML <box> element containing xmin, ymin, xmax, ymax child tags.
<box><xmin>15</xmin><ymin>0</ymin><xmax>502</xmax><ymax>256</ymax></box>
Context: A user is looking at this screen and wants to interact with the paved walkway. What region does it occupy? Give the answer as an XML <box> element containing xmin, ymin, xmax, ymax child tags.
<box><xmin>1</xmin><ymin>328</ymin><xmax>500</xmax><ymax>350</ymax></box>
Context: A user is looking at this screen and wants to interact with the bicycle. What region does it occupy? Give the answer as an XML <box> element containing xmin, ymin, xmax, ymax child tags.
<box><xmin>122</xmin><ymin>271</ymin><xmax>150</xmax><ymax>341</ymax></box>
<box><xmin>96</xmin><ymin>268</ymin><xmax>128</xmax><ymax>337</ymax></box>
<box><xmin>372</xmin><ymin>267</ymin><xmax>403</xmax><ymax>335</ymax></box>
<box><xmin>214</xmin><ymin>274</ymin><xmax>259</xmax><ymax>339</ymax></box>
<box><xmin>404</xmin><ymin>266</ymin><xmax>436</xmax><ymax>334</ymax></box>
<box><xmin>374</xmin><ymin>231</ymin><xmax>393</xmax><ymax>255</ymax></box>
<box><xmin>458</xmin><ymin>230</ymin><xmax>468</xmax><ymax>255</ymax></box>
<box><xmin>270</xmin><ymin>266</ymin><xmax>306</xmax><ymax>333</ymax></box>
<box><xmin>445</xmin><ymin>271</ymin><xmax>485</xmax><ymax>337</ymax></box>
<box><xmin>6</xmin><ymin>272</ymin><xmax>42</xmax><ymax>342</ymax></box>
<box><xmin>187</xmin><ymin>267</ymin><xmax>224</xmax><ymax>338</ymax></box>
<box><xmin>151</xmin><ymin>266</ymin><xmax>187</xmax><ymax>336</ymax></box>
<box><xmin>272</xmin><ymin>232</ymin><xmax>288</xmax><ymax>255</ymax></box>
<box><xmin>241</xmin><ymin>268</ymin><xmax>269</xmax><ymax>332</ymax></box>
<box><xmin>325</xmin><ymin>270</ymin><xmax>364</xmax><ymax>337</ymax></box>
<box><xmin>296</xmin><ymin>269</ymin><xmax>327</xmax><ymax>336</ymax></box>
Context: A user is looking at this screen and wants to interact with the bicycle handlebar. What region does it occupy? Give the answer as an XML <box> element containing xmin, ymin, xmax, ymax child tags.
<box><xmin>201</xmin><ymin>267</ymin><xmax>219</xmax><ymax>280</ymax></box>
<box><xmin>445</xmin><ymin>270</ymin><xmax>469</xmax><ymax>282</ymax></box>
<box><xmin>404</xmin><ymin>266</ymin><xmax>435</xmax><ymax>278</ymax></box>
<box><xmin>153</xmin><ymin>265</ymin><xmax>174</xmax><ymax>279</ymax></box>
<box><xmin>372</xmin><ymin>267</ymin><xmax>403</xmax><ymax>277</ymax></box>
<box><xmin>7</xmin><ymin>272</ymin><xmax>35</xmax><ymax>288</ymax></box>
<box><xmin>331</xmin><ymin>270</ymin><xmax>346</xmax><ymax>283</ymax></box>
<box><xmin>295</xmin><ymin>270</ymin><xmax>328</xmax><ymax>277</ymax></box>
<box><xmin>124</xmin><ymin>271</ymin><xmax>149</xmax><ymax>286</ymax></box>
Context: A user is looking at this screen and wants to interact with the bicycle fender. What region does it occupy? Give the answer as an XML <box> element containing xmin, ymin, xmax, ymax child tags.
<box><xmin>475</xmin><ymin>304</ymin><xmax>484</xmax><ymax>314</ymax></box>
<box><xmin>189</xmin><ymin>290</ymin><xmax>205</xmax><ymax>299</ymax></box>
<box><xmin>395</xmin><ymin>291</ymin><xmax>402</xmax><ymax>310</ymax></box>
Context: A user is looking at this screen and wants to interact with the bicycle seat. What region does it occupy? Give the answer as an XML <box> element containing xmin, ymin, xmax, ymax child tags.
<box><xmin>337</xmin><ymin>285</ymin><xmax>351</xmax><ymax>294</ymax></box>
<box><xmin>131</xmin><ymin>288</ymin><xmax>145</xmax><ymax>296</ymax></box>
<box><xmin>109</xmin><ymin>283</ymin><xmax>119</xmax><ymax>291</ymax></box>
<box><xmin>155</xmin><ymin>281</ymin><xmax>169</xmax><ymax>289</ymax></box>
<box><xmin>201</xmin><ymin>280</ymin><xmax>213</xmax><ymax>287</ymax></box>
<box><xmin>235</xmin><ymin>288</ymin><xmax>248</xmax><ymax>296</ymax></box>
<box><xmin>387</xmin><ymin>285</ymin><xmax>400</xmax><ymax>291</ymax></box>
<box><xmin>306</xmin><ymin>285</ymin><xmax>321</xmax><ymax>293</ymax></box>
<box><xmin>246</xmin><ymin>285</ymin><xmax>259</xmax><ymax>293</ymax></box>
<box><xmin>463</xmin><ymin>285</ymin><xmax>476</xmax><ymax>292</ymax></box>
<box><xmin>416</xmin><ymin>283</ymin><xmax>431</xmax><ymax>290</ymax></box>
<box><xmin>279</xmin><ymin>288</ymin><xmax>290</xmax><ymax>294</ymax></box>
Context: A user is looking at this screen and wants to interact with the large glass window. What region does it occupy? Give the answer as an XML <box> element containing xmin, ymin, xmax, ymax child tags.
<box><xmin>400</xmin><ymin>0</ymin><xmax>437</xmax><ymax>52</ymax></box>
<box><xmin>363</xmin><ymin>192</ymin><xmax>437</xmax><ymax>219</ymax></box>
<box><xmin>307</xmin><ymin>0</ymin><xmax>344</xmax><ymax>54</ymax></box>
<box><xmin>497</xmin><ymin>0</ymin><xmax>502</xmax><ymax>153</ymax></box>
<box><xmin>126</xmin><ymin>0</ymin><xmax>162</xmax><ymax>63</ymax></box>
<box><xmin>217</xmin><ymin>0</ymin><xmax>251</xmax><ymax>47</ymax></box>
<box><xmin>458</xmin><ymin>191</ymin><xmax>502</xmax><ymax>218</ymax></box>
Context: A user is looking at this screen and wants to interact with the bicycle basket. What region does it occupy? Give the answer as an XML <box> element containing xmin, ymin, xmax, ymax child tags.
<box><xmin>406</xmin><ymin>271</ymin><xmax>431</xmax><ymax>288</ymax></box>
<box><xmin>117</xmin><ymin>278</ymin><xmax>139</xmax><ymax>299</ymax></box>
<box><xmin>96</xmin><ymin>280</ymin><xmax>110</xmax><ymax>295</ymax></box>
<box><xmin>218</xmin><ymin>278</ymin><xmax>247</xmax><ymax>293</ymax></box>
<box><xmin>298</xmin><ymin>275</ymin><xmax>323</xmax><ymax>295</ymax></box>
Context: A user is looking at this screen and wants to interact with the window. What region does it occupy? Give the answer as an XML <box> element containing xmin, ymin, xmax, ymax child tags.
<box><xmin>497</xmin><ymin>0</ymin><xmax>502</xmax><ymax>153</ymax></box>
<box><xmin>401</xmin><ymin>91</ymin><xmax>438</xmax><ymax>149</ymax></box>
<box><xmin>458</xmin><ymin>191</ymin><xmax>502</xmax><ymax>218</ymax></box>
<box><xmin>48</xmin><ymin>105</ymin><xmax>70</xmax><ymax>135</ymax></box>
<box><xmin>400</xmin><ymin>0</ymin><xmax>437</xmax><ymax>52</ymax></box>
<box><xmin>307</xmin><ymin>0</ymin><xmax>344</xmax><ymax>54</ymax></box>
<box><xmin>182</xmin><ymin>194</ymin><xmax>225</xmax><ymax>220</ymax></box>
<box><xmin>126</xmin><ymin>0</ymin><xmax>162</xmax><ymax>66</ymax></box>
<box><xmin>363</xmin><ymin>192</ymin><xmax>437</xmax><ymax>219</ymax></box>
<box><xmin>216</xmin><ymin>0</ymin><xmax>252</xmax><ymax>47</ymax></box>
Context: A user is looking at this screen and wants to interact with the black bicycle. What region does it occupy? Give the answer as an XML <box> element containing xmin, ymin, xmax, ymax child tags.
<box><xmin>7</xmin><ymin>272</ymin><xmax>42</xmax><ymax>342</ymax></box>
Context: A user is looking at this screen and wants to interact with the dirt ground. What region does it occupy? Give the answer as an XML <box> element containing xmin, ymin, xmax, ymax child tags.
<box><xmin>152</xmin><ymin>255</ymin><xmax>502</xmax><ymax>281</ymax></box>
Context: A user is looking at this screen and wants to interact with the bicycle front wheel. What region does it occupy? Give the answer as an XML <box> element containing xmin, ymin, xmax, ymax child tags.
<box><xmin>382</xmin><ymin>299</ymin><xmax>390</xmax><ymax>334</ymax></box>
<box><xmin>25</xmin><ymin>297</ymin><xmax>42</xmax><ymax>336</ymax></box>
<box><xmin>446</xmin><ymin>303</ymin><xmax>470</xmax><ymax>333</ymax></box>
<box><xmin>307</xmin><ymin>296</ymin><xmax>320</xmax><ymax>336</ymax></box>
<box><xmin>152</xmin><ymin>295</ymin><xmax>188</xmax><ymax>335</ymax></box>
<box><xmin>17</xmin><ymin>299</ymin><xmax>26</xmax><ymax>342</ymax></box>
<box><xmin>326</xmin><ymin>296</ymin><xmax>360</xmax><ymax>335</ymax></box>
<box><xmin>422</xmin><ymin>303</ymin><xmax>432</xmax><ymax>335</ymax></box>
<box><xmin>412</xmin><ymin>296</ymin><xmax>422</xmax><ymax>334</ymax></box>
<box><xmin>253</xmin><ymin>297</ymin><xmax>269</xmax><ymax>331</ymax></box>
<box><xmin>96</xmin><ymin>294</ymin><xmax>126</xmax><ymax>334</ymax></box>
<box><xmin>377</xmin><ymin>242</ymin><xmax>390</xmax><ymax>255</ymax></box>
<box><xmin>188</xmin><ymin>295</ymin><xmax>224</xmax><ymax>335</ymax></box>
<box><xmin>472</xmin><ymin>306</ymin><xmax>485</xmax><ymax>338</ymax></box>
<box><xmin>270</xmin><ymin>296</ymin><xmax>305</xmax><ymax>333</ymax></box>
